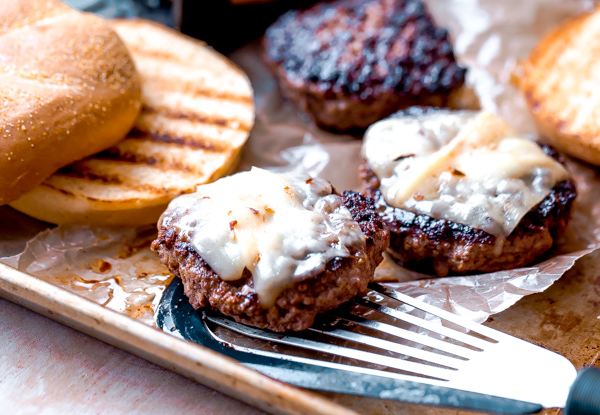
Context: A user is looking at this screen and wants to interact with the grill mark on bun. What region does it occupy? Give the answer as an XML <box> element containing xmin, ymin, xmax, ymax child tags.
<box><xmin>90</xmin><ymin>148</ymin><xmax>193</xmax><ymax>173</ymax></box>
<box><xmin>40</xmin><ymin>182</ymin><xmax>76</xmax><ymax>197</ymax></box>
<box><xmin>127</xmin><ymin>127</ymin><xmax>220</xmax><ymax>151</ymax></box>
<box><xmin>142</xmin><ymin>105</ymin><xmax>250</xmax><ymax>131</ymax></box>
<box><xmin>142</xmin><ymin>80</ymin><xmax>252</xmax><ymax>104</ymax></box>
<box><xmin>188</xmin><ymin>88</ymin><xmax>252</xmax><ymax>104</ymax></box>
<box><xmin>51</xmin><ymin>130</ymin><xmax>223</xmax><ymax>189</ymax></box>
<box><xmin>178</xmin><ymin>86</ymin><xmax>253</xmax><ymax>104</ymax></box>
<box><xmin>56</xmin><ymin>164</ymin><xmax>125</xmax><ymax>184</ymax></box>
<box><xmin>53</xmin><ymin>162</ymin><xmax>193</xmax><ymax>196</ymax></box>
<box><xmin>127</xmin><ymin>45</ymin><xmax>253</xmax><ymax>104</ymax></box>
<box><xmin>127</xmin><ymin>47</ymin><xmax>186</xmax><ymax>65</ymax></box>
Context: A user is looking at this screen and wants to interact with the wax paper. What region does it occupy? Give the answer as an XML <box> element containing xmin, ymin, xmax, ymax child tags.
<box><xmin>1</xmin><ymin>0</ymin><xmax>599</xmax><ymax>326</ymax></box>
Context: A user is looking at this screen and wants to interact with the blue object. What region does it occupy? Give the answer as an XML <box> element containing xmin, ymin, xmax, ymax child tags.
<box><xmin>61</xmin><ymin>0</ymin><xmax>137</xmax><ymax>18</ymax></box>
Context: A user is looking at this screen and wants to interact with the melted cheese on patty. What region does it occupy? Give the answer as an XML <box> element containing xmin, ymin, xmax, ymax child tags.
<box><xmin>362</xmin><ymin>110</ymin><xmax>569</xmax><ymax>246</ymax></box>
<box><xmin>160</xmin><ymin>167</ymin><xmax>366</xmax><ymax>307</ymax></box>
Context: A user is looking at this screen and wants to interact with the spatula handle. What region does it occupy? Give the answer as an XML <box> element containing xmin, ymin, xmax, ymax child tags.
<box><xmin>565</xmin><ymin>367</ymin><xmax>600</xmax><ymax>415</ymax></box>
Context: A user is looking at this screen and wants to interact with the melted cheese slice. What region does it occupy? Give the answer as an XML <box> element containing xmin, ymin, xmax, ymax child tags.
<box><xmin>362</xmin><ymin>110</ymin><xmax>569</xmax><ymax>241</ymax></box>
<box><xmin>160</xmin><ymin>167</ymin><xmax>366</xmax><ymax>307</ymax></box>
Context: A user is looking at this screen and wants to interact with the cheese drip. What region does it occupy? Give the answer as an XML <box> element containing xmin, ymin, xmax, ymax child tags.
<box><xmin>362</xmin><ymin>110</ymin><xmax>569</xmax><ymax>246</ymax></box>
<box><xmin>160</xmin><ymin>167</ymin><xmax>366</xmax><ymax>307</ymax></box>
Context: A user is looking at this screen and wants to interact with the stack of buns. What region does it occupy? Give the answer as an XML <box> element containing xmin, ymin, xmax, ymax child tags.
<box><xmin>2</xmin><ymin>1</ymin><xmax>254</xmax><ymax>225</ymax></box>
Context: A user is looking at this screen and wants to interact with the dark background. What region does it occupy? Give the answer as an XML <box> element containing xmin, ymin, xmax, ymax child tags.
<box><xmin>178</xmin><ymin>0</ymin><xmax>318</xmax><ymax>53</ymax></box>
<box><xmin>63</xmin><ymin>0</ymin><xmax>320</xmax><ymax>54</ymax></box>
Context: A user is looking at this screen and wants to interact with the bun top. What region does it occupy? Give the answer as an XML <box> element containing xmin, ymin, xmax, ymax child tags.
<box><xmin>0</xmin><ymin>0</ymin><xmax>141</xmax><ymax>204</ymax></box>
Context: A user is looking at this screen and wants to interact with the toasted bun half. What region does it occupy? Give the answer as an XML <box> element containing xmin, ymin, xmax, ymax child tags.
<box><xmin>10</xmin><ymin>19</ymin><xmax>254</xmax><ymax>226</ymax></box>
<box><xmin>0</xmin><ymin>0</ymin><xmax>141</xmax><ymax>205</ymax></box>
<box><xmin>520</xmin><ymin>8</ymin><xmax>600</xmax><ymax>166</ymax></box>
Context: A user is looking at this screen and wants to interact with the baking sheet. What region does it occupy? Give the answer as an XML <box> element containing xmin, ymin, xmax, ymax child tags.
<box><xmin>0</xmin><ymin>261</ymin><xmax>355</xmax><ymax>415</ymax></box>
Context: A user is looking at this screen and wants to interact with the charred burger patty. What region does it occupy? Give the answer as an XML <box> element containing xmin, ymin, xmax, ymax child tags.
<box><xmin>360</xmin><ymin>162</ymin><xmax>576</xmax><ymax>276</ymax></box>
<box><xmin>152</xmin><ymin>169</ymin><xmax>389</xmax><ymax>332</ymax></box>
<box><xmin>359</xmin><ymin>120</ymin><xmax>577</xmax><ymax>276</ymax></box>
<box><xmin>264</xmin><ymin>0</ymin><xmax>467</xmax><ymax>132</ymax></box>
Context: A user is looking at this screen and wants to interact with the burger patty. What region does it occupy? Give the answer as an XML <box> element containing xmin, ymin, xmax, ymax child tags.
<box><xmin>151</xmin><ymin>191</ymin><xmax>390</xmax><ymax>332</ymax></box>
<box><xmin>359</xmin><ymin>148</ymin><xmax>577</xmax><ymax>277</ymax></box>
<box><xmin>264</xmin><ymin>0</ymin><xmax>467</xmax><ymax>132</ymax></box>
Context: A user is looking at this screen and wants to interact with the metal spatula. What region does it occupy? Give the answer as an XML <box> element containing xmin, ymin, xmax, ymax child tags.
<box><xmin>157</xmin><ymin>278</ymin><xmax>600</xmax><ymax>414</ymax></box>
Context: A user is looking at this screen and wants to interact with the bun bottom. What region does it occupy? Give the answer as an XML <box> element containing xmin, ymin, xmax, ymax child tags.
<box><xmin>10</xmin><ymin>153</ymin><xmax>242</xmax><ymax>226</ymax></box>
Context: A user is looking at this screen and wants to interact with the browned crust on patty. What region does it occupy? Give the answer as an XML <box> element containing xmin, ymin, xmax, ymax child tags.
<box><xmin>267</xmin><ymin>71</ymin><xmax>466</xmax><ymax>133</ymax></box>
<box><xmin>263</xmin><ymin>0</ymin><xmax>467</xmax><ymax>133</ymax></box>
<box><xmin>359</xmin><ymin>148</ymin><xmax>576</xmax><ymax>276</ymax></box>
<box><xmin>151</xmin><ymin>191</ymin><xmax>389</xmax><ymax>332</ymax></box>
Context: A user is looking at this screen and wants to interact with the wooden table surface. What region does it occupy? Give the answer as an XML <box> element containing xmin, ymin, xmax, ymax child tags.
<box><xmin>0</xmin><ymin>297</ymin><xmax>266</xmax><ymax>415</ymax></box>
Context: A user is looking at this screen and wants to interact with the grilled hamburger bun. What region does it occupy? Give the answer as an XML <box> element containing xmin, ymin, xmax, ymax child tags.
<box><xmin>11</xmin><ymin>19</ymin><xmax>254</xmax><ymax>226</ymax></box>
<box><xmin>520</xmin><ymin>7</ymin><xmax>600</xmax><ymax>166</ymax></box>
<box><xmin>0</xmin><ymin>0</ymin><xmax>141</xmax><ymax>205</ymax></box>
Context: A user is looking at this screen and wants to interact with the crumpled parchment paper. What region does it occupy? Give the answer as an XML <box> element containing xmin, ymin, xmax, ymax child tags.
<box><xmin>1</xmin><ymin>0</ymin><xmax>599</xmax><ymax>326</ymax></box>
